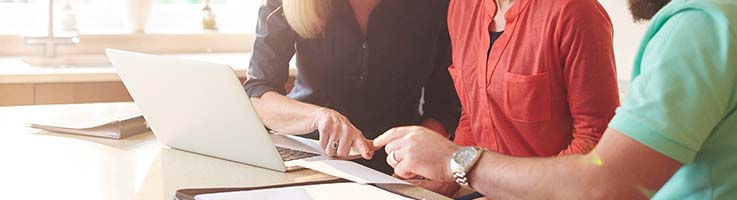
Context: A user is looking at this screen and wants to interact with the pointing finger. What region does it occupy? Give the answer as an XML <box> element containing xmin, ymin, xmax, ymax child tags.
<box><xmin>373</xmin><ymin>127</ymin><xmax>411</xmax><ymax>148</ymax></box>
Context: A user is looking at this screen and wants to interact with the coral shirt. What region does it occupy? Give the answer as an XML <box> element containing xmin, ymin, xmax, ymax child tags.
<box><xmin>448</xmin><ymin>0</ymin><xmax>620</xmax><ymax>156</ymax></box>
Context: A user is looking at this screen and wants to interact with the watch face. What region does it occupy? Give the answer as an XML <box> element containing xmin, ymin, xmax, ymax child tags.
<box><xmin>453</xmin><ymin>147</ymin><xmax>478</xmax><ymax>166</ymax></box>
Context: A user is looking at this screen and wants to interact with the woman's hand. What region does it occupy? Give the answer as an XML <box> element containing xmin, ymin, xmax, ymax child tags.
<box><xmin>312</xmin><ymin>108</ymin><xmax>374</xmax><ymax>159</ymax></box>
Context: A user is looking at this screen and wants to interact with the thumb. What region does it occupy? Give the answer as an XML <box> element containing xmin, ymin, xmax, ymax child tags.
<box><xmin>366</xmin><ymin>140</ymin><xmax>381</xmax><ymax>151</ymax></box>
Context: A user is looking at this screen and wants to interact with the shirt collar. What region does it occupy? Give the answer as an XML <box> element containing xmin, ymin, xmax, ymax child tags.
<box><xmin>489</xmin><ymin>0</ymin><xmax>532</xmax><ymax>21</ymax></box>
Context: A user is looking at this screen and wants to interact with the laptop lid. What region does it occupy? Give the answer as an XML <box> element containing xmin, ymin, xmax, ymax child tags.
<box><xmin>107</xmin><ymin>49</ymin><xmax>287</xmax><ymax>172</ymax></box>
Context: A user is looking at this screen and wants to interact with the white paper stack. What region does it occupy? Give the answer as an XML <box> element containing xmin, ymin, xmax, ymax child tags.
<box><xmin>28</xmin><ymin>103</ymin><xmax>149</xmax><ymax>139</ymax></box>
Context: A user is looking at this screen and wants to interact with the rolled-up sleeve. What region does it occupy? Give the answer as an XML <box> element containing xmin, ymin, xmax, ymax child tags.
<box><xmin>421</xmin><ymin>20</ymin><xmax>461</xmax><ymax>137</ymax></box>
<box><xmin>243</xmin><ymin>0</ymin><xmax>298</xmax><ymax>97</ymax></box>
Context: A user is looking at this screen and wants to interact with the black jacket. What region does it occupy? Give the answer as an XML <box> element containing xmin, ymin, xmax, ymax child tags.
<box><xmin>244</xmin><ymin>0</ymin><xmax>460</xmax><ymax>138</ymax></box>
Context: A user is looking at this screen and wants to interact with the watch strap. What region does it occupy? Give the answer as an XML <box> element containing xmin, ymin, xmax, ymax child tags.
<box><xmin>452</xmin><ymin>147</ymin><xmax>484</xmax><ymax>187</ymax></box>
<box><xmin>453</xmin><ymin>171</ymin><xmax>469</xmax><ymax>186</ymax></box>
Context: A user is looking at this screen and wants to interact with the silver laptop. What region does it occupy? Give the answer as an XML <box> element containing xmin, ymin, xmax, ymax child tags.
<box><xmin>107</xmin><ymin>49</ymin><xmax>355</xmax><ymax>172</ymax></box>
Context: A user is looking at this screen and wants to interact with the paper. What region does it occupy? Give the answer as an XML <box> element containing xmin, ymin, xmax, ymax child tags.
<box><xmin>29</xmin><ymin>103</ymin><xmax>142</xmax><ymax>129</ymax></box>
<box><xmin>194</xmin><ymin>183</ymin><xmax>413</xmax><ymax>200</ymax></box>
<box><xmin>26</xmin><ymin>102</ymin><xmax>144</xmax><ymax>138</ymax></box>
<box><xmin>293</xmin><ymin>159</ymin><xmax>409</xmax><ymax>185</ymax></box>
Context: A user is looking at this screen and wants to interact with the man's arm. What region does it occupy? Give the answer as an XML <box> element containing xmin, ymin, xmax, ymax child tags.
<box><xmin>469</xmin><ymin>128</ymin><xmax>682</xmax><ymax>199</ymax></box>
<box><xmin>374</xmin><ymin>127</ymin><xmax>682</xmax><ymax>199</ymax></box>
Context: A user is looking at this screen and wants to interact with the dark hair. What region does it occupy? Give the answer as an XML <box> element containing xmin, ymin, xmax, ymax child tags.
<box><xmin>628</xmin><ymin>0</ymin><xmax>672</xmax><ymax>22</ymax></box>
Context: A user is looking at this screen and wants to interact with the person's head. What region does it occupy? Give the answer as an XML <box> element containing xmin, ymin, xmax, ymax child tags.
<box><xmin>282</xmin><ymin>0</ymin><xmax>332</xmax><ymax>39</ymax></box>
<box><xmin>628</xmin><ymin>0</ymin><xmax>671</xmax><ymax>22</ymax></box>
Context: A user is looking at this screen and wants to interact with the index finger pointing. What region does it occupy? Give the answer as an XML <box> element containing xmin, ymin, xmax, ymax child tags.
<box><xmin>373</xmin><ymin>127</ymin><xmax>410</xmax><ymax>148</ymax></box>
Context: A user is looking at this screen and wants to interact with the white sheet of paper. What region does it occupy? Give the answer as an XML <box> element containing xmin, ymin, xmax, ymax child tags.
<box><xmin>293</xmin><ymin>159</ymin><xmax>409</xmax><ymax>185</ymax></box>
<box><xmin>194</xmin><ymin>183</ymin><xmax>412</xmax><ymax>200</ymax></box>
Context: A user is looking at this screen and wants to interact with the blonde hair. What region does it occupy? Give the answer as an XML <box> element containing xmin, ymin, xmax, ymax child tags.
<box><xmin>281</xmin><ymin>0</ymin><xmax>332</xmax><ymax>38</ymax></box>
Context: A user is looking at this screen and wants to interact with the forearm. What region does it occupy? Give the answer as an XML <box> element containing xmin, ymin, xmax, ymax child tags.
<box><xmin>467</xmin><ymin>152</ymin><xmax>644</xmax><ymax>200</ymax></box>
<box><xmin>250</xmin><ymin>91</ymin><xmax>323</xmax><ymax>135</ymax></box>
<box><xmin>376</xmin><ymin>127</ymin><xmax>680</xmax><ymax>199</ymax></box>
<box><xmin>468</xmin><ymin>153</ymin><xmax>585</xmax><ymax>199</ymax></box>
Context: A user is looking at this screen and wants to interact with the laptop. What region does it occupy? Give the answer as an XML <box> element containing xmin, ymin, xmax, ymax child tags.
<box><xmin>107</xmin><ymin>49</ymin><xmax>358</xmax><ymax>172</ymax></box>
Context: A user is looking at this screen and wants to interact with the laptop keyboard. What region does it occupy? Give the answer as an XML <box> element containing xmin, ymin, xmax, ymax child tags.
<box><xmin>276</xmin><ymin>146</ymin><xmax>320</xmax><ymax>161</ymax></box>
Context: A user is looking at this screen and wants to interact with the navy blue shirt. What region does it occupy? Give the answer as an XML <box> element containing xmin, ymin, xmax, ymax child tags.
<box><xmin>244</xmin><ymin>0</ymin><xmax>460</xmax><ymax>137</ymax></box>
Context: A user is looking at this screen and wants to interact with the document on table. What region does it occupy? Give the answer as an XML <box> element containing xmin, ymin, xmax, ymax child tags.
<box><xmin>194</xmin><ymin>182</ymin><xmax>413</xmax><ymax>200</ymax></box>
<box><xmin>293</xmin><ymin>159</ymin><xmax>409</xmax><ymax>185</ymax></box>
<box><xmin>28</xmin><ymin>103</ymin><xmax>149</xmax><ymax>139</ymax></box>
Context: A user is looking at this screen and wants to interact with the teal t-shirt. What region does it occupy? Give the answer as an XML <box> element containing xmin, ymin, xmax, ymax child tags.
<box><xmin>608</xmin><ymin>0</ymin><xmax>737</xmax><ymax>199</ymax></box>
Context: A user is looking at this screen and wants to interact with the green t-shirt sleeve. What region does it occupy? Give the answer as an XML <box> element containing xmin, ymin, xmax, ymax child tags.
<box><xmin>609</xmin><ymin>10</ymin><xmax>736</xmax><ymax>164</ymax></box>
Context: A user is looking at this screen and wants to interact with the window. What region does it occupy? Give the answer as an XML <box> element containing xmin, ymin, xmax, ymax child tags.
<box><xmin>0</xmin><ymin>0</ymin><xmax>261</xmax><ymax>35</ymax></box>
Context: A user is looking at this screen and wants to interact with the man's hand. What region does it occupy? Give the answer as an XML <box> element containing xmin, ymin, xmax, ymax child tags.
<box><xmin>313</xmin><ymin>108</ymin><xmax>374</xmax><ymax>159</ymax></box>
<box><xmin>373</xmin><ymin>126</ymin><xmax>461</xmax><ymax>180</ymax></box>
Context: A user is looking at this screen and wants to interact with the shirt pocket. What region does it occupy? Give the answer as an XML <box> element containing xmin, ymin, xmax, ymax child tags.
<box><xmin>504</xmin><ymin>71</ymin><xmax>552</xmax><ymax>123</ymax></box>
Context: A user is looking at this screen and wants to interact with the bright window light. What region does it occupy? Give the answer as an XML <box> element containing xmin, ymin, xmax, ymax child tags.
<box><xmin>0</xmin><ymin>0</ymin><xmax>261</xmax><ymax>35</ymax></box>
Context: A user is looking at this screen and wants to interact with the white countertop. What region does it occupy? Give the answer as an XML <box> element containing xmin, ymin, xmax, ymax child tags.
<box><xmin>0</xmin><ymin>102</ymin><xmax>449</xmax><ymax>200</ymax></box>
<box><xmin>0</xmin><ymin>103</ymin><xmax>333</xmax><ymax>200</ymax></box>
<box><xmin>0</xmin><ymin>53</ymin><xmax>297</xmax><ymax>84</ymax></box>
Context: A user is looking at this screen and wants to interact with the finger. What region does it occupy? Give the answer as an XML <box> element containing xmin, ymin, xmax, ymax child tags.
<box><xmin>354</xmin><ymin>137</ymin><xmax>374</xmax><ymax>159</ymax></box>
<box><xmin>326</xmin><ymin>140</ymin><xmax>338</xmax><ymax>157</ymax></box>
<box><xmin>394</xmin><ymin>159</ymin><xmax>416</xmax><ymax>179</ymax></box>
<box><xmin>387</xmin><ymin>151</ymin><xmax>399</xmax><ymax>167</ymax></box>
<box><xmin>392</xmin><ymin>147</ymin><xmax>406</xmax><ymax>163</ymax></box>
<box><xmin>318</xmin><ymin>129</ymin><xmax>329</xmax><ymax>151</ymax></box>
<box><xmin>365</xmin><ymin>140</ymin><xmax>381</xmax><ymax>151</ymax></box>
<box><xmin>327</xmin><ymin>119</ymin><xmax>347</xmax><ymax>156</ymax></box>
<box><xmin>373</xmin><ymin>127</ymin><xmax>410</xmax><ymax>148</ymax></box>
<box><xmin>325</xmin><ymin>131</ymin><xmax>339</xmax><ymax>157</ymax></box>
<box><xmin>317</xmin><ymin>120</ymin><xmax>331</xmax><ymax>150</ymax></box>
<box><xmin>336</xmin><ymin>132</ymin><xmax>352</xmax><ymax>157</ymax></box>
<box><xmin>384</xmin><ymin>137</ymin><xmax>409</xmax><ymax>154</ymax></box>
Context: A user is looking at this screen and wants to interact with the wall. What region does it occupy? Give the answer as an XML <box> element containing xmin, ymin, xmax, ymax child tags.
<box><xmin>599</xmin><ymin>0</ymin><xmax>649</xmax><ymax>90</ymax></box>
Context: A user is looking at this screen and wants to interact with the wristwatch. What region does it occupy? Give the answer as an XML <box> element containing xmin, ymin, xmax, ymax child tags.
<box><xmin>449</xmin><ymin>146</ymin><xmax>485</xmax><ymax>187</ymax></box>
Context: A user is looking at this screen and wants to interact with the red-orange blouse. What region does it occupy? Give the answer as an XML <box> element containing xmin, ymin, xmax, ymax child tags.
<box><xmin>448</xmin><ymin>0</ymin><xmax>620</xmax><ymax>156</ymax></box>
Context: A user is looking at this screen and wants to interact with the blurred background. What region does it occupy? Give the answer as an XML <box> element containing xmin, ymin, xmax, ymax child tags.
<box><xmin>0</xmin><ymin>0</ymin><xmax>644</xmax><ymax>106</ymax></box>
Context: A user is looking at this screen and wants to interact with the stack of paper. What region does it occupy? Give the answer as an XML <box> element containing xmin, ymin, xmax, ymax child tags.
<box><xmin>28</xmin><ymin>103</ymin><xmax>149</xmax><ymax>139</ymax></box>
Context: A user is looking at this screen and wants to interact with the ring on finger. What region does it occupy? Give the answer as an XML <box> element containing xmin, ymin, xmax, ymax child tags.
<box><xmin>392</xmin><ymin>150</ymin><xmax>400</xmax><ymax>162</ymax></box>
<box><xmin>331</xmin><ymin>141</ymin><xmax>339</xmax><ymax>150</ymax></box>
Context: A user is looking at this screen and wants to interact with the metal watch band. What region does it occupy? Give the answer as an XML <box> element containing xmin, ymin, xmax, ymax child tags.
<box><xmin>454</xmin><ymin>171</ymin><xmax>469</xmax><ymax>186</ymax></box>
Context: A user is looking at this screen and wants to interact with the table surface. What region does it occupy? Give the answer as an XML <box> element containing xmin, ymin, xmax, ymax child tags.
<box><xmin>0</xmin><ymin>103</ymin><xmax>448</xmax><ymax>200</ymax></box>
